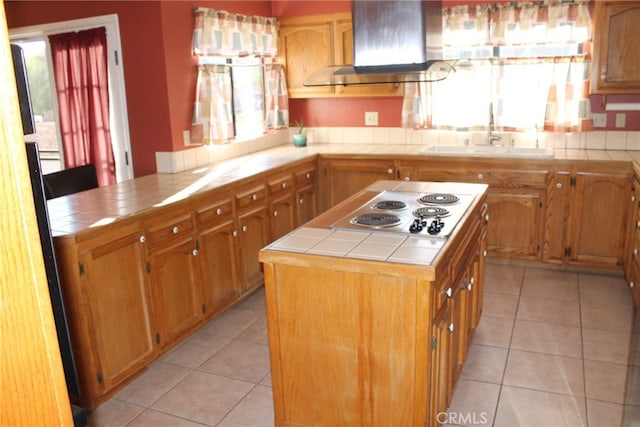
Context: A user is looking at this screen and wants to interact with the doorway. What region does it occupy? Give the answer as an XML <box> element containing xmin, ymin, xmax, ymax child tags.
<box><xmin>10</xmin><ymin>14</ymin><xmax>133</xmax><ymax>182</ymax></box>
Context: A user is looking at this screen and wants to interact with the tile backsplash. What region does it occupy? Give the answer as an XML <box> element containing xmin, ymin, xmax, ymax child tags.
<box><xmin>155</xmin><ymin>128</ymin><xmax>640</xmax><ymax>173</ymax></box>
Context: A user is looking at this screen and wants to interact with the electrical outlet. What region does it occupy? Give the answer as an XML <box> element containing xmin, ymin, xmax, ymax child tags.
<box><xmin>365</xmin><ymin>111</ymin><xmax>378</xmax><ymax>126</ymax></box>
<box><xmin>592</xmin><ymin>113</ymin><xmax>607</xmax><ymax>128</ymax></box>
<box><xmin>183</xmin><ymin>129</ymin><xmax>191</xmax><ymax>146</ymax></box>
<box><xmin>616</xmin><ymin>113</ymin><xmax>626</xmax><ymax>128</ymax></box>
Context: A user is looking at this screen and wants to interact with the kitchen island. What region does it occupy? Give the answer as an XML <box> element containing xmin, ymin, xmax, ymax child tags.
<box><xmin>259</xmin><ymin>180</ymin><xmax>489</xmax><ymax>427</ymax></box>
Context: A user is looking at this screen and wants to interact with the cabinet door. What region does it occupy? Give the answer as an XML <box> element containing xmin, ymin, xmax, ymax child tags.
<box><xmin>570</xmin><ymin>172</ymin><xmax>631</xmax><ymax>267</ymax></box>
<box><xmin>148</xmin><ymin>237</ymin><xmax>202</xmax><ymax>349</ymax></box>
<box><xmin>238</xmin><ymin>206</ymin><xmax>269</xmax><ymax>294</ymax></box>
<box><xmin>321</xmin><ymin>158</ymin><xmax>396</xmax><ymax>210</ymax></box>
<box><xmin>198</xmin><ymin>219</ymin><xmax>239</xmax><ymax>318</ymax></box>
<box><xmin>270</xmin><ymin>192</ymin><xmax>297</xmax><ymax>241</ymax></box>
<box><xmin>543</xmin><ymin>172</ymin><xmax>572</xmax><ymax>263</ymax></box>
<box><xmin>296</xmin><ymin>183</ymin><xmax>318</xmax><ymax>226</ymax></box>
<box><xmin>591</xmin><ymin>2</ymin><xmax>640</xmax><ymax>94</ymax></box>
<box><xmin>79</xmin><ymin>230</ymin><xmax>155</xmax><ymax>391</ymax></box>
<box><xmin>429</xmin><ymin>305</ymin><xmax>452</xmax><ymax>420</ymax></box>
<box><xmin>448</xmin><ymin>275</ymin><xmax>467</xmax><ymax>396</ymax></box>
<box><xmin>278</xmin><ymin>19</ymin><xmax>334</xmax><ymax>98</ymax></box>
<box><xmin>486</xmin><ymin>189</ymin><xmax>544</xmax><ymax>260</ymax></box>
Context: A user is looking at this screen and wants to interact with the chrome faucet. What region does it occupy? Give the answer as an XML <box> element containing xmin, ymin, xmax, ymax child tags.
<box><xmin>488</xmin><ymin>102</ymin><xmax>502</xmax><ymax>146</ymax></box>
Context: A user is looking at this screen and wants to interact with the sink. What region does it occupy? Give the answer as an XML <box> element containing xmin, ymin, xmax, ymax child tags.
<box><xmin>421</xmin><ymin>145</ymin><xmax>554</xmax><ymax>158</ymax></box>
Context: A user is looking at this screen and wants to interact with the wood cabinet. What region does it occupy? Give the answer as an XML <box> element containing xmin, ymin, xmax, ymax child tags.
<box><xmin>319</xmin><ymin>157</ymin><xmax>397</xmax><ymax>211</ymax></box>
<box><xmin>55</xmin><ymin>223</ymin><xmax>155</xmax><ymax>408</ymax></box>
<box><xmin>268</xmin><ymin>172</ymin><xmax>297</xmax><ymax>241</ymax></box>
<box><xmin>591</xmin><ymin>1</ymin><xmax>640</xmax><ymax>94</ymax></box>
<box><xmin>261</xmin><ymin>184</ymin><xmax>488</xmax><ymax>426</ymax></box>
<box><xmin>235</xmin><ymin>182</ymin><xmax>269</xmax><ymax>295</ymax></box>
<box><xmin>544</xmin><ymin>168</ymin><xmax>632</xmax><ymax>267</ymax></box>
<box><xmin>195</xmin><ymin>196</ymin><xmax>239</xmax><ymax>319</ymax></box>
<box><xmin>144</xmin><ymin>211</ymin><xmax>202</xmax><ymax>350</ymax></box>
<box><xmin>294</xmin><ymin>164</ymin><xmax>318</xmax><ymax>226</ymax></box>
<box><xmin>278</xmin><ymin>13</ymin><xmax>403</xmax><ymax>98</ymax></box>
<box><xmin>625</xmin><ymin>177</ymin><xmax>640</xmax><ymax>308</ymax></box>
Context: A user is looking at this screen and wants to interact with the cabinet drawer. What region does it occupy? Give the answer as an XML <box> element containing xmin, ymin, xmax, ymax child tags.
<box><xmin>295</xmin><ymin>168</ymin><xmax>315</xmax><ymax>186</ymax></box>
<box><xmin>268</xmin><ymin>174</ymin><xmax>295</xmax><ymax>195</ymax></box>
<box><xmin>235</xmin><ymin>185</ymin><xmax>266</xmax><ymax>210</ymax></box>
<box><xmin>195</xmin><ymin>198</ymin><xmax>233</xmax><ymax>227</ymax></box>
<box><xmin>145</xmin><ymin>215</ymin><xmax>194</xmax><ymax>249</ymax></box>
<box><xmin>423</xmin><ymin>168</ymin><xmax>548</xmax><ymax>189</ymax></box>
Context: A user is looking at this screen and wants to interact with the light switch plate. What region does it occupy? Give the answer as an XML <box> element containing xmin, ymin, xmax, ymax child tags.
<box><xmin>365</xmin><ymin>111</ymin><xmax>378</xmax><ymax>126</ymax></box>
<box><xmin>592</xmin><ymin>113</ymin><xmax>607</xmax><ymax>128</ymax></box>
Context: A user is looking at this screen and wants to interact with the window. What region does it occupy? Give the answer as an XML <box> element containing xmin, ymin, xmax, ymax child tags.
<box><xmin>191</xmin><ymin>8</ymin><xmax>288</xmax><ymax>145</ymax></box>
<box><xmin>403</xmin><ymin>2</ymin><xmax>592</xmax><ymax>133</ymax></box>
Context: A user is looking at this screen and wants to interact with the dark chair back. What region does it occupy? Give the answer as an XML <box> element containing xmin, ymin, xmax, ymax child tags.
<box><xmin>43</xmin><ymin>164</ymin><xmax>99</xmax><ymax>200</ymax></box>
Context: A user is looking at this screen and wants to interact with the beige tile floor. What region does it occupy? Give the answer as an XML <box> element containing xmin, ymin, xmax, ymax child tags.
<box><xmin>87</xmin><ymin>263</ymin><xmax>638</xmax><ymax>427</ymax></box>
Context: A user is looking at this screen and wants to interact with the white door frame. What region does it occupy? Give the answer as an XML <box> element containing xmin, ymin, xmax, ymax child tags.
<box><xmin>9</xmin><ymin>14</ymin><xmax>134</xmax><ymax>182</ymax></box>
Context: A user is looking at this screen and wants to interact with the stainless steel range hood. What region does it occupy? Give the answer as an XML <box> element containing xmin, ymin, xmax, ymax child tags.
<box><xmin>303</xmin><ymin>0</ymin><xmax>454</xmax><ymax>87</ymax></box>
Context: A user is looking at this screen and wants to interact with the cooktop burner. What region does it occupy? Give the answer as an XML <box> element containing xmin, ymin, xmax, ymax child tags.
<box><xmin>419</xmin><ymin>193</ymin><xmax>460</xmax><ymax>205</ymax></box>
<box><xmin>372</xmin><ymin>200</ymin><xmax>407</xmax><ymax>211</ymax></box>
<box><xmin>413</xmin><ymin>206</ymin><xmax>450</xmax><ymax>218</ymax></box>
<box><xmin>350</xmin><ymin>213</ymin><xmax>402</xmax><ymax>228</ymax></box>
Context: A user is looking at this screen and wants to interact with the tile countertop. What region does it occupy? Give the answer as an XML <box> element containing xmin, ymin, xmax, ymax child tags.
<box><xmin>47</xmin><ymin>143</ymin><xmax>640</xmax><ymax>238</ymax></box>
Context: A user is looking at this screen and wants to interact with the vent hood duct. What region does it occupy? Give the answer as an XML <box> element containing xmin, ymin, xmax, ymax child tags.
<box><xmin>303</xmin><ymin>0</ymin><xmax>456</xmax><ymax>87</ymax></box>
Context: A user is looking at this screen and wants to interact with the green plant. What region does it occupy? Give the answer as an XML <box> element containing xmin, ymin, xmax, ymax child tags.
<box><xmin>294</xmin><ymin>119</ymin><xmax>306</xmax><ymax>135</ymax></box>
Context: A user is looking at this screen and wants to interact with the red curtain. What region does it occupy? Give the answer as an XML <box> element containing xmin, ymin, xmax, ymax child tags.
<box><xmin>48</xmin><ymin>27</ymin><xmax>115</xmax><ymax>187</ymax></box>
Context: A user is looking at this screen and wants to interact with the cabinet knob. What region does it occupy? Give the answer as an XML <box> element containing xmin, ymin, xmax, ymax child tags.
<box><xmin>634</xmin><ymin>248</ymin><xmax>638</xmax><ymax>256</ymax></box>
<box><xmin>631</xmin><ymin>282</ymin><xmax>635</xmax><ymax>289</ymax></box>
<box><xmin>445</xmin><ymin>287</ymin><xmax>452</xmax><ymax>298</ymax></box>
<box><xmin>467</xmin><ymin>283</ymin><xmax>472</xmax><ymax>291</ymax></box>
<box><xmin>470</xmin><ymin>277</ymin><xmax>475</xmax><ymax>285</ymax></box>
<box><xmin>305</xmin><ymin>172</ymin><xmax>310</xmax><ymax>179</ymax></box>
<box><xmin>404</xmin><ymin>177</ymin><xmax>411</xmax><ymax>181</ymax></box>
<box><xmin>556</xmin><ymin>182</ymin><xmax>563</xmax><ymax>189</ymax></box>
<box><xmin>172</xmin><ymin>226</ymin><xmax>179</xmax><ymax>234</ymax></box>
<box><xmin>281</xmin><ymin>182</ymin><xmax>286</xmax><ymax>189</ymax></box>
<box><xmin>242</xmin><ymin>225</ymin><xmax>248</xmax><ymax>232</ymax></box>
<box><xmin>477</xmin><ymin>173</ymin><xmax>484</xmax><ymax>180</ymax></box>
<box><xmin>485</xmin><ymin>214</ymin><xmax>490</xmax><ymax>222</ymax></box>
<box><xmin>252</xmin><ymin>194</ymin><xmax>257</xmax><ymax>201</ymax></box>
<box><xmin>632</xmin><ymin>195</ymin><xmax>636</xmax><ymax>202</ymax></box>
<box><xmin>192</xmin><ymin>249</ymin><xmax>198</xmax><ymax>256</ymax></box>
<box><xmin>273</xmin><ymin>210</ymin><xmax>278</xmax><ymax>217</ymax></box>
<box><xmin>448</xmin><ymin>323</ymin><xmax>454</xmax><ymax>333</ymax></box>
<box><xmin>216</xmin><ymin>208</ymin><xmax>222</xmax><ymax>215</ymax></box>
<box><xmin>139</xmin><ymin>235</ymin><xmax>146</xmax><ymax>243</ymax></box>
<box><xmin>232</xmin><ymin>230</ymin><xmax>238</xmax><ymax>237</ymax></box>
<box><xmin>299</xmin><ymin>198</ymin><xmax>304</xmax><ymax>205</ymax></box>
<box><xmin>483</xmin><ymin>250</ymin><xmax>488</xmax><ymax>257</ymax></box>
<box><xmin>636</xmin><ymin>220</ymin><xmax>640</xmax><ymax>229</ymax></box>
<box><xmin>387</xmin><ymin>168</ymin><xmax>394</xmax><ymax>175</ymax></box>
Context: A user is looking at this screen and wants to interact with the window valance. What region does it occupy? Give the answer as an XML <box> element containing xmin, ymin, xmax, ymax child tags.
<box><xmin>192</xmin><ymin>8</ymin><xmax>278</xmax><ymax>57</ymax></box>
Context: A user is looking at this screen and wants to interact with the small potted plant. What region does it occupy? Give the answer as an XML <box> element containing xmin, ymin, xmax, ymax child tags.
<box><xmin>292</xmin><ymin>119</ymin><xmax>307</xmax><ymax>147</ymax></box>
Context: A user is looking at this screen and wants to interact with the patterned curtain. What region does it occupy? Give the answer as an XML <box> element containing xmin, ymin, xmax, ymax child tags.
<box><xmin>191</xmin><ymin>8</ymin><xmax>287</xmax><ymax>143</ymax></box>
<box><xmin>191</xmin><ymin>64</ymin><xmax>234</xmax><ymax>144</ymax></box>
<box><xmin>264</xmin><ymin>63</ymin><xmax>289</xmax><ymax>129</ymax></box>
<box><xmin>402</xmin><ymin>1</ymin><xmax>592</xmax><ymax>133</ymax></box>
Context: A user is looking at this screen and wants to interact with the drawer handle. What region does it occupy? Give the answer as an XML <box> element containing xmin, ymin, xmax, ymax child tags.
<box><xmin>251</xmin><ymin>194</ymin><xmax>257</xmax><ymax>201</ymax></box>
<box><xmin>139</xmin><ymin>235</ymin><xmax>146</xmax><ymax>243</ymax></box>
<box><xmin>445</xmin><ymin>287</ymin><xmax>452</xmax><ymax>298</ymax></box>
<box><xmin>242</xmin><ymin>225</ymin><xmax>248</xmax><ymax>232</ymax></box>
<box><xmin>387</xmin><ymin>168</ymin><xmax>394</xmax><ymax>175</ymax></box>
<box><xmin>172</xmin><ymin>226</ymin><xmax>179</xmax><ymax>234</ymax></box>
<box><xmin>305</xmin><ymin>172</ymin><xmax>311</xmax><ymax>179</ymax></box>
<box><xmin>192</xmin><ymin>249</ymin><xmax>198</xmax><ymax>256</ymax></box>
<box><xmin>216</xmin><ymin>208</ymin><xmax>222</xmax><ymax>215</ymax></box>
<box><xmin>477</xmin><ymin>173</ymin><xmax>483</xmax><ymax>180</ymax></box>
<box><xmin>556</xmin><ymin>182</ymin><xmax>563</xmax><ymax>189</ymax></box>
<box><xmin>485</xmin><ymin>214</ymin><xmax>490</xmax><ymax>222</ymax></box>
<box><xmin>448</xmin><ymin>323</ymin><xmax>454</xmax><ymax>333</ymax></box>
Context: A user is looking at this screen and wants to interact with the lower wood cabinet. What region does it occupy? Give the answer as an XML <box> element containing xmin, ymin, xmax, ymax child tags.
<box><xmin>56</xmin><ymin>224</ymin><xmax>156</xmax><ymax>408</ymax></box>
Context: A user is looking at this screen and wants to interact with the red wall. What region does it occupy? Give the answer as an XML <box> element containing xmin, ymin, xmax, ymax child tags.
<box><xmin>5</xmin><ymin>1</ymin><xmax>640</xmax><ymax>176</ymax></box>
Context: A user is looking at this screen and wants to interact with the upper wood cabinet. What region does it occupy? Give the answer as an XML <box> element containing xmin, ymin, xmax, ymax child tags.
<box><xmin>278</xmin><ymin>13</ymin><xmax>403</xmax><ymax>98</ymax></box>
<box><xmin>591</xmin><ymin>1</ymin><xmax>640</xmax><ymax>94</ymax></box>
